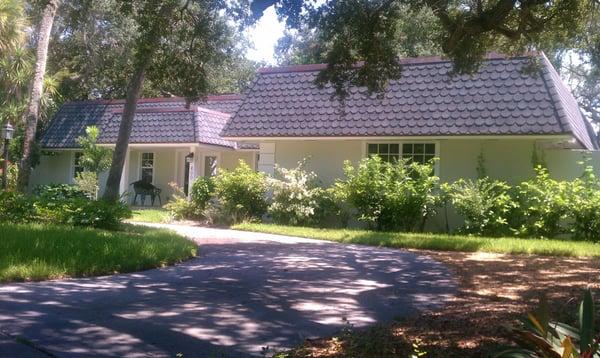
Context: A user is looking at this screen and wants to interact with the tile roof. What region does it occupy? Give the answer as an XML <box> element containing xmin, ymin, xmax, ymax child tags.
<box><xmin>221</xmin><ymin>53</ymin><xmax>598</xmax><ymax>150</ymax></box>
<box><xmin>40</xmin><ymin>95</ymin><xmax>244</xmax><ymax>149</ymax></box>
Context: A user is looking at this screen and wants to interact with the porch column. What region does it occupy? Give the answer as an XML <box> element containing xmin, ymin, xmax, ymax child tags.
<box><xmin>119</xmin><ymin>149</ymin><xmax>130</xmax><ymax>200</ymax></box>
<box><xmin>187</xmin><ymin>146</ymin><xmax>197</xmax><ymax>198</ymax></box>
<box><xmin>258</xmin><ymin>142</ymin><xmax>275</xmax><ymax>175</ymax></box>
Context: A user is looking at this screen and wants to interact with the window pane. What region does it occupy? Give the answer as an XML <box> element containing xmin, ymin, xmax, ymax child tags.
<box><xmin>378</xmin><ymin>143</ymin><xmax>389</xmax><ymax>154</ymax></box>
<box><xmin>425</xmin><ymin>143</ymin><xmax>435</xmax><ymax>154</ymax></box>
<box><xmin>414</xmin><ymin>155</ymin><xmax>425</xmax><ymax>164</ymax></box>
<box><xmin>425</xmin><ymin>155</ymin><xmax>435</xmax><ymax>163</ymax></box>
<box><xmin>414</xmin><ymin>143</ymin><xmax>424</xmax><ymax>154</ymax></box>
<box><xmin>368</xmin><ymin>144</ymin><xmax>378</xmax><ymax>154</ymax></box>
<box><xmin>142</xmin><ymin>153</ymin><xmax>154</xmax><ymax>167</ymax></box>
<box><xmin>402</xmin><ymin>143</ymin><xmax>412</xmax><ymax>154</ymax></box>
<box><xmin>390</xmin><ymin>154</ymin><xmax>399</xmax><ymax>163</ymax></box>
<box><xmin>389</xmin><ymin>144</ymin><xmax>399</xmax><ymax>154</ymax></box>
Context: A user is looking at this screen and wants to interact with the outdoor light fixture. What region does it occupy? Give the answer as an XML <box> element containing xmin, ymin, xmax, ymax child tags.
<box><xmin>185</xmin><ymin>152</ymin><xmax>194</xmax><ymax>163</ymax></box>
<box><xmin>1</xmin><ymin>122</ymin><xmax>14</xmax><ymax>190</ymax></box>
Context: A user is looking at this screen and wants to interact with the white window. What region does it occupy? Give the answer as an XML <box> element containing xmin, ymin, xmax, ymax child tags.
<box><xmin>367</xmin><ymin>142</ymin><xmax>437</xmax><ymax>164</ymax></box>
<box><xmin>140</xmin><ymin>152</ymin><xmax>154</xmax><ymax>183</ymax></box>
<box><xmin>402</xmin><ymin>143</ymin><xmax>436</xmax><ymax>164</ymax></box>
<box><xmin>73</xmin><ymin>152</ymin><xmax>84</xmax><ymax>179</ymax></box>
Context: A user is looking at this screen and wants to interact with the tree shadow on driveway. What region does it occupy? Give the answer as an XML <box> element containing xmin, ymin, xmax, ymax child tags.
<box><xmin>0</xmin><ymin>239</ymin><xmax>456</xmax><ymax>357</ymax></box>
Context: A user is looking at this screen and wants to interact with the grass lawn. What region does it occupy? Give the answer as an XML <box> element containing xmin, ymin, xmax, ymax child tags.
<box><xmin>129</xmin><ymin>208</ymin><xmax>172</xmax><ymax>223</ymax></box>
<box><xmin>0</xmin><ymin>223</ymin><xmax>197</xmax><ymax>282</ymax></box>
<box><xmin>234</xmin><ymin>223</ymin><xmax>600</xmax><ymax>258</ymax></box>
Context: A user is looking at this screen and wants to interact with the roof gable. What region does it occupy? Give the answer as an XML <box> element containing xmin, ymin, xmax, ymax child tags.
<box><xmin>222</xmin><ymin>54</ymin><xmax>598</xmax><ymax>150</ymax></box>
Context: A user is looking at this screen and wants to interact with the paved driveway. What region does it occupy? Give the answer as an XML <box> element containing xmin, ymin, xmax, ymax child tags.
<box><xmin>0</xmin><ymin>224</ymin><xmax>456</xmax><ymax>357</ymax></box>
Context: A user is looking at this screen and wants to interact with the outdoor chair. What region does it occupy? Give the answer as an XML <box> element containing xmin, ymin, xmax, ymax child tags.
<box><xmin>130</xmin><ymin>180</ymin><xmax>162</xmax><ymax>206</ymax></box>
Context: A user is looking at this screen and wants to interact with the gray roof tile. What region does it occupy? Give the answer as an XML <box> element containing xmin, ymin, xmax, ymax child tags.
<box><xmin>221</xmin><ymin>53</ymin><xmax>598</xmax><ymax>150</ymax></box>
<box><xmin>41</xmin><ymin>95</ymin><xmax>244</xmax><ymax>149</ymax></box>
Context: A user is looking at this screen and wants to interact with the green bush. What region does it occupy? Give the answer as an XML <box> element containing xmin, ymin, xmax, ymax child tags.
<box><xmin>513</xmin><ymin>166</ymin><xmax>569</xmax><ymax>238</ymax></box>
<box><xmin>163</xmin><ymin>182</ymin><xmax>200</xmax><ymax>220</ymax></box>
<box><xmin>33</xmin><ymin>183</ymin><xmax>88</xmax><ymax>201</ymax></box>
<box><xmin>212</xmin><ymin>161</ymin><xmax>268</xmax><ymax>224</ymax></box>
<box><xmin>311</xmin><ymin>187</ymin><xmax>350</xmax><ymax>228</ymax></box>
<box><xmin>442</xmin><ymin>178</ymin><xmax>516</xmax><ymax>236</ymax></box>
<box><xmin>34</xmin><ymin>197</ymin><xmax>131</xmax><ymax>230</ymax></box>
<box><xmin>569</xmin><ymin>164</ymin><xmax>600</xmax><ymax>242</ymax></box>
<box><xmin>190</xmin><ymin>177</ymin><xmax>214</xmax><ymax>211</ymax></box>
<box><xmin>268</xmin><ymin>159</ymin><xmax>324</xmax><ymax>226</ymax></box>
<box><xmin>0</xmin><ymin>191</ymin><xmax>36</xmax><ymax>222</ymax></box>
<box><xmin>335</xmin><ymin>156</ymin><xmax>439</xmax><ymax>231</ymax></box>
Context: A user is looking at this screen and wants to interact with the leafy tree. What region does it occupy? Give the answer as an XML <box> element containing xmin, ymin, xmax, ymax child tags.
<box><xmin>102</xmin><ymin>0</ymin><xmax>241</xmax><ymax>201</ymax></box>
<box><xmin>255</xmin><ymin>0</ymin><xmax>593</xmax><ymax>97</ymax></box>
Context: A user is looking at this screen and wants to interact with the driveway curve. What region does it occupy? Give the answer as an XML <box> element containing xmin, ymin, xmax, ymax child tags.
<box><xmin>0</xmin><ymin>224</ymin><xmax>456</xmax><ymax>357</ymax></box>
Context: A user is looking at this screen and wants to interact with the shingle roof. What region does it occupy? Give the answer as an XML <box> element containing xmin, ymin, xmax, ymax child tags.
<box><xmin>221</xmin><ymin>53</ymin><xmax>598</xmax><ymax>150</ymax></box>
<box><xmin>40</xmin><ymin>95</ymin><xmax>244</xmax><ymax>149</ymax></box>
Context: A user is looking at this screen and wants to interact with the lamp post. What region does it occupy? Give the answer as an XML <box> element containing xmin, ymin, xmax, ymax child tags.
<box><xmin>1</xmin><ymin>122</ymin><xmax>14</xmax><ymax>190</ymax></box>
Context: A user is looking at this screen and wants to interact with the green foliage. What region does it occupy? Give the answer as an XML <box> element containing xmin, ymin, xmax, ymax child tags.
<box><xmin>268</xmin><ymin>159</ymin><xmax>324</xmax><ymax>226</ymax></box>
<box><xmin>212</xmin><ymin>160</ymin><xmax>268</xmax><ymax>224</ymax></box>
<box><xmin>190</xmin><ymin>176</ymin><xmax>214</xmax><ymax>212</ymax></box>
<box><xmin>443</xmin><ymin>178</ymin><xmax>516</xmax><ymax>237</ymax></box>
<box><xmin>163</xmin><ymin>182</ymin><xmax>201</xmax><ymax>221</ymax></box>
<box><xmin>513</xmin><ymin>167</ymin><xmax>569</xmax><ymax>238</ymax></box>
<box><xmin>4</xmin><ymin>184</ymin><xmax>130</xmax><ymax>230</ymax></box>
<box><xmin>0</xmin><ymin>191</ymin><xmax>35</xmax><ymax>222</ymax></box>
<box><xmin>33</xmin><ymin>183</ymin><xmax>87</xmax><ymax>201</ymax></box>
<box><xmin>496</xmin><ymin>289</ymin><xmax>599</xmax><ymax>358</ymax></box>
<box><xmin>76</xmin><ymin>126</ymin><xmax>112</xmax><ymax>174</ymax></box>
<box><xmin>75</xmin><ymin>171</ymin><xmax>99</xmax><ymax>199</ymax></box>
<box><xmin>569</xmin><ymin>164</ymin><xmax>600</xmax><ymax>242</ymax></box>
<box><xmin>335</xmin><ymin>156</ymin><xmax>439</xmax><ymax>231</ymax></box>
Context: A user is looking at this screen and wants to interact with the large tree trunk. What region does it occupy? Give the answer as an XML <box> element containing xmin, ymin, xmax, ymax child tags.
<box><xmin>17</xmin><ymin>0</ymin><xmax>60</xmax><ymax>192</ymax></box>
<box><xmin>101</xmin><ymin>58</ymin><xmax>152</xmax><ymax>202</ymax></box>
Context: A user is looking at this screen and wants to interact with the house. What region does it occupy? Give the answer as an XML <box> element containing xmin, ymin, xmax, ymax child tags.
<box><xmin>34</xmin><ymin>95</ymin><xmax>258</xmax><ymax>200</ymax></box>
<box><xmin>33</xmin><ymin>52</ymin><xmax>599</xmax><ymax>229</ymax></box>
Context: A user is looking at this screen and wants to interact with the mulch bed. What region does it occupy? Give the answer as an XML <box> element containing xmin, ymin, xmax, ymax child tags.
<box><xmin>284</xmin><ymin>251</ymin><xmax>600</xmax><ymax>357</ymax></box>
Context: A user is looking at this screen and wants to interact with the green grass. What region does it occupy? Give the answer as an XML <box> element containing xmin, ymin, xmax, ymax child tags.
<box><xmin>233</xmin><ymin>223</ymin><xmax>600</xmax><ymax>258</ymax></box>
<box><xmin>0</xmin><ymin>223</ymin><xmax>197</xmax><ymax>282</ymax></box>
<box><xmin>130</xmin><ymin>208</ymin><xmax>172</xmax><ymax>223</ymax></box>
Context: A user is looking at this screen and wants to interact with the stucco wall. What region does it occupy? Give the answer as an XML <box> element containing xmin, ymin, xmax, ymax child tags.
<box><xmin>30</xmin><ymin>151</ymin><xmax>74</xmax><ymax>190</ymax></box>
<box><xmin>221</xmin><ymin>151</ymin><xmax>255</xmax><ymax>171</ymax></box>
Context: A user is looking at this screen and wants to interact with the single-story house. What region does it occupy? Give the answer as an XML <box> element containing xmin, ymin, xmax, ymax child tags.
<box><xmin>33</xmin><ymin>52</ymin><xmax>600</xmax><ymax>230</ymax></box>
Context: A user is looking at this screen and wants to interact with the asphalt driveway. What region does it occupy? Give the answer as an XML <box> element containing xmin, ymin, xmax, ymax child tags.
<box><xmin>0</xmin><ymin>224</ymin><xmax>456</xmax><ymax>357</ymax></box>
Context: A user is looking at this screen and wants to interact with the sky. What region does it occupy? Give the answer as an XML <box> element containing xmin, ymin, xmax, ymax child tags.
<box><xmin>245</xmin><ymin>6</ymin><xmax>285</xmax><ymax>64</ymax></box>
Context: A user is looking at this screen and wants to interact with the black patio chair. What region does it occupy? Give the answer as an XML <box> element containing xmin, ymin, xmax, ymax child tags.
<box><xmin>130</xmin><ymin>180</ymin><xmax>162</xmax><ymax>206</ymax></box>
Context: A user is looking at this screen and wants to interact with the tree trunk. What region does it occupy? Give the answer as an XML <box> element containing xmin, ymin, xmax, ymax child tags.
<box><xmin>101</xmin><ymin>58</ymin><xmax>152</xmax><ymax>202</ymax></box>
<box><xmin>17</xmin><ymin>0</ymin><xmax>60</xmax><ymax>192</ymax></box>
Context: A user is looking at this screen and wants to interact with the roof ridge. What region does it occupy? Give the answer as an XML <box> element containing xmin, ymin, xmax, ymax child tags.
<box><xmin>112</xmin><ymin>107</ymin><xmax>194</xmax><ymax>114</ymax></box>
<box><xmin>63</xmin><ymin>94</ymin><xmax>243</xmax><ymax>106</ymax></box>
<box><xmin>258</xmin><ymin>51</ymin><xmax>540</xmax><ymax>74</ymax></box>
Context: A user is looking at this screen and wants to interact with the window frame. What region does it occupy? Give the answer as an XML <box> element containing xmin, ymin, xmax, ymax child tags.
<box><xmin>71</xmin><ymin>151</ymin><xmax>85</xmax><ymax>182</ymax></box>
<box><xmin>139</xmin><ymin>152</ymin><xmax>155</xmax><ymax>184</ymax></box>
<box><xmin>365</xmin><ymin>140</ymin><xmax>440</xmax><ymax>175</ymax></box>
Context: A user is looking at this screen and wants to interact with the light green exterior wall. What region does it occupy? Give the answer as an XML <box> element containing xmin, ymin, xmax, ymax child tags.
<box><xmin>221</xmin><ymin>151</ymin><xmax>255</xmax><ymax>171</ymax></box>
<box><xmin>30</xmin><ymin>151</ymin><xmax>75</xmax><ymax>190</ymax></box>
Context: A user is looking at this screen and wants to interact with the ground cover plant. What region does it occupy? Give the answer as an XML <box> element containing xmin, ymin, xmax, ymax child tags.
<box><xmin>233</xmin><ymin>223</ymin><xmax>600</xmax><ymax>258</ymax></box>
<box><xmin>0</xmin><ymin>223</ymin><xmax>197</xmax><ymax>282</ymax></box>
<box><xmin>130</xmin><ymin>208</ymin><xmax>172</xmax><ymax>223</ymax></box>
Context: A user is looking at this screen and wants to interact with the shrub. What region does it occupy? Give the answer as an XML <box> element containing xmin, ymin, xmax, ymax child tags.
<box><xmin>569</xmin><ymin>164</ymin><xmax>600</xmax><ymax>242</ymax></box>
<box><xmin>212</xmin><ymin>161</ymin><xmax>268</xmax><ymax>224</ymax></box>
<box><xmin>34</xmin><ymin>196</ymin><xmax>131</xmax><ymax>229</ymax></box>
<box><xmin>268</xmin><ymin>159</ymin><xmax>324</xmax><ymax>226</ymax></box>
<box><xmin>311</xmin><ymin>187</ymin><xmax>350</xmax><ymax>228</ymax></box>
<box><xmin>335</xmin><ymin>156</ymin><xmax>439</xmax><ymax>231</ymax></box>
<box><xmin>190</xmin><ymin>177</ymin><xmax>214</xmax><ymax>211</ymax></box>
<box><xmin>513</xmin><ymin>166</ymin><xmax>569</xmax><ymax>238</ymax></box>
<box><xmin>33</xmin><ymin>183</ymin><xmax>88</xmax><ymax>201</ymax></box>
<box><xmin>442</xmin><ymin>178</ymin><xmax>516</xmax><ymax>236</ymax></box>
<box><xmin>0</xmin><ymin>191</ymin><xmax>36</xmax><ymax>223</ymax></box>
<box><xmin>75</xmin><ymin>171</ymin><xmax>100</xmax><ymax>199</ymax></box>
<box><xmin>163</xmin><ymin>182</ymin><xmax>200</xmax><ymax>220</ymax></box>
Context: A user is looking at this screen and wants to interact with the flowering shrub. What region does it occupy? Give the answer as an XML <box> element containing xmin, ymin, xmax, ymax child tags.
<box><xmin>334</xmin><ymin>156</ymin><xmax>439</xmax><ymax>231</ymax></box>
<box><xmin>268</xmin><ymin>159</ymin><xmax>324</xmax><ymax>226</ymax></box>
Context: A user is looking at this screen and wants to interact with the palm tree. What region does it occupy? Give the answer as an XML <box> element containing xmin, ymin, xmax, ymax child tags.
<box><xmin>0</xmin><ymin>0</ymin><xmax>25</xmax><ymax>53</ymax></box>
<box><xmin>17</xmin><ymin>0</ymin><xmax>61</xmax><ymax>191</ymax></box>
